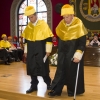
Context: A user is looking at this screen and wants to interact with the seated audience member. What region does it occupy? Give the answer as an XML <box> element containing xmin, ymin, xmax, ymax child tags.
<box><xmin>90</xmin><ymin>34</ymin><xmax>100</xmax><ymax>46</ymax></box>
<box><xmin>13</xmin><ymin>36</ymin><xmax>19</xmax><ymax>48</ymax></box>
<box><xmin>13</xmin><ymin>36</ymin><xmax>24</xmax><ymax>48</ymax></box>
<box><xmin>8</xmin><ymin>36</ymin><xmax>23</xmax><ymax>61</ymax></box>
<box><xmin>16</xmin><ymin>36</ymin><xmax>25</xmax><ymax>62</ymax></box>
<box><xmin>0</xmin><ymin>47</ymin><xmax>11</xmax><ymax>65</ymax></box>
<box><xmin>0</xmin><ymin>34</ymin><xmax>11</xmax><ymax>49</ymax></box>
<box><xmin>13</xmin><ymin>36</ymin><xmax>24</xmax><ymax>49</ymax></box>
<box><xmin>0</xmin><ymin>34</ymin><xmax>20</xmax><ymax>62</ymax></box>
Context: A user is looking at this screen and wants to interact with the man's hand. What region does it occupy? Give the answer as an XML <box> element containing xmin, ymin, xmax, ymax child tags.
<box><xmin>73</xmin><ymin>58</ymin><xmax>80</xmax><ymax>63</ymax></box>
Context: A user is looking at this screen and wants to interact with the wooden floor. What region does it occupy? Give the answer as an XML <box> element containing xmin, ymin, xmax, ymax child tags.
<box><xmin>0</xmin><ymin>61</ymin><xmax>100</xmax><ymax>100</ymax></box>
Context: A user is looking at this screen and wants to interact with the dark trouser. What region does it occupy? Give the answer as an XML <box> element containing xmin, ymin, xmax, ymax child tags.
<box><xmin>9</xmin><ymin>50</ymin><xmax>19</xmax><ymax>60</ymax></box>
<box><xmin>30</xmin><ymin>76</ymin><xmax>38</xmax><ymax>89</ymax></box>
<box><xmin>52</xmin><ymin>63</ymin><xmax>66</xmax><ymax>94</ymax></box>
<box><xmin>0</xmin><ymin>49</ymin><xmax>10</xmax><ymax>63</ymax></box>
<box><xmin>0</xmin><ymin>49</ymin><xmax>7</xmax><ymax>61</ymax></box>
<box><xmin>17</xmin><ymin>49</ymin><xmax>24</xmax><ymax>60</ymax></box>
<box><xmin>30</xmin><ymin>75</ymin><xmax>51</xmax><ymax>89</ymax></box>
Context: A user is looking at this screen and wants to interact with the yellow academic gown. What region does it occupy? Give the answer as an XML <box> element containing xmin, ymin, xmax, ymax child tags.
<box><xmin>0</xmin><ymin>40</ymin><xmax>11</xmax><ymax>48</ymax></box>
<box><xmin>0</xmin><ymin>40</ymin><xmax>11</xmax><ymax>62</ymax></box>
<box><xmin>51</xmin><ymin>17</ymin><xmax>88</xmax><ymax>95</ymax></box>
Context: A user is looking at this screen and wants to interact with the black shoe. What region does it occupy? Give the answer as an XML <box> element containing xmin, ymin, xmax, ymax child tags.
<box><xmin>26</xmin><ymin>87</ymin><xmax>37</xmax><ymax>93</ymax></box>
<box><xmin>48</xmin><ymin>90</ymin><xmax>61</xmax><ymax>96</ymax></box>
<box><xmin>5</xmin><ymin>62</ymin><xmax>10</xmax><ymax>65</ymax></box>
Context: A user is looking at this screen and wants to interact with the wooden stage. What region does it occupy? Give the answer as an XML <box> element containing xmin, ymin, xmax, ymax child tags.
<box><xmin>0</xmin><ymin>61</ymin><xmax>100</xmax><ymax>100</ymax></box>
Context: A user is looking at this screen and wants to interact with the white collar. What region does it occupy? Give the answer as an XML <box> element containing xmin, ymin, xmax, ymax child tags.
<box><xmin>33</xmin><ymin>19</ymin><xmax>38</xmax><ymax>26</ymax></box>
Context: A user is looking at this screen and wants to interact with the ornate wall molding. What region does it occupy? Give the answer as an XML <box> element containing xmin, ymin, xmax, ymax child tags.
<box><xmin>69</xmin><ymin>0</ymin><xmax>100</xmax><ymax>30</ymax></box>
<box><xmin>10</xmin><ymin>0</ymin><xmax>52</xmax><ymax>37</ymax></box>
<box><xmin>80</xmin><ymin>0</ymin><xmax>100</xmax><ymax>22</ymax></box>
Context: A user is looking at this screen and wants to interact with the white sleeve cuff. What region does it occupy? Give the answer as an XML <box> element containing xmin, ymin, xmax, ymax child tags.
<box><xmin>73</xmin><ymin>51</ymin><xmax>83</xmax><ymax>60</ymax></box>
<box><xmin>46</xmin><ymin>42</ymin><xmax>53</xmax><ymax>53</ymax></box>
<box><xmin>24</xmin><ymin>44</ymin><xmax>27</xmax><ymax>53</ymax></box>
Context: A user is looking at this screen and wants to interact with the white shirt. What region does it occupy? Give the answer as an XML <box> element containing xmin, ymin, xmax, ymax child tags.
<box><xmin>90</xmin><ymin>40</ymin><xmax>100</xmax><ymax>46</ymax></box>
<box><xmin>33</xmin><ymin>19</ymin><xmax>38</xmax><ymax>26</ymax></box>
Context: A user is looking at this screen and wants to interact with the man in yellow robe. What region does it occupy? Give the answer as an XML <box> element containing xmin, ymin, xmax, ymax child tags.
<box><xmin>21</xmin><ymin>6</ymin><xmax>54</xmax><ymax>93</ymax></box>
<box><xmin>0</xmin><ymin>34</ymin><xmax>20</xmax><ymax>62</ymax></box>
<box><xmin>48</xmin><ymin>4</ymin><xmax>88</xmax><ymax>97</ymax></box>
<box><xmin>0</xmin><ymin>34</ymin><xmax>11</xmax><ymax>65</ymax></box>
